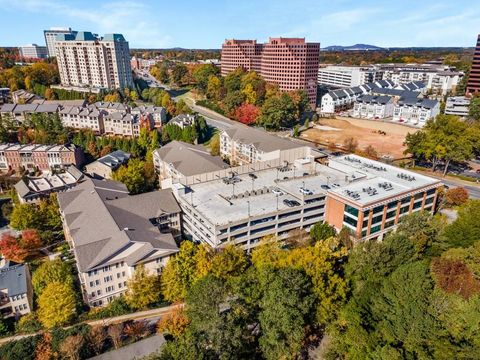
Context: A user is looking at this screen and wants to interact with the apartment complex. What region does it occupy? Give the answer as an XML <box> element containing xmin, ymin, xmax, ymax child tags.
<box><xmin>43</xmin><ymin>27</ymin><xmax>77</xmax><ymax>57</ymax></box>
<box><xmin>352</xmin><ymin>95</ymin><xmax>394</xmax><ymax>119</ymax></box>
<box><xmin>172</xmin><ymin>153</ymin><xmax>441</xmax><ymax>250</ymax></box>
<box><xmin>0</xmin><ymin>101</ymin><xmax>165</xmax><ymax>136</ymax></box>
<box><xmin>55</xmin><ymin>32</ymin><xmax>133</xmax><ymax>90</ymax></box>
<box><xmin>220</xmin><ymin>125</ymin><xmax>315</xmax><ymax>165</ymax></box>
<box><xmin>18</xmin><ymin>44</ymin><xmax>48</xmax><ymax>59</ymax></box>
<box><xmin>221</xmin><ymin>38</ymin><xmax>320</xmax><ymax>108</ymax></box>
<box><xmin>57</xmin><ymin>178</ymin><xmax>181</xmax><ymax>307</ymax></box>
<box><xmin>445</xmin><ymin>96</ymin><xmax>470</xmax><ymax>117</ymax></box>
<box><xmin>392</xmin><ymin>98</ymin><xmax>440</xmax><ymax>126</ymax></box>
<box><xmin>15</xmin><ymin>165</ymin><xmax>84</xmax><ymax>203</ymax></box>
<box><xmin>0</xmin><ymin>143</ymin><xmax>83</xmax><ymax>173</ymax></box>
<box><xmin>0</xmin><ymin>260</ymin><xmax>33</xmax><ymax>318</ymax></box>
<box><xmin>318</xmin><ymin>65</ymin><xmax>382</xmax><ymax>88</ymax></box>
<box><xmin>466</xmin><ymin>34</ymin><xmax>480</xmax><ymax>95</ymax></box>
<box><xmin>153</xmin><ymin>141</ymin><xmax>229</xmax><ymax>189</ymax></box>
<box><xmin>319</xmin><ymin>64</ymin><xmax>462</xmax><ymax>95</ymax></box>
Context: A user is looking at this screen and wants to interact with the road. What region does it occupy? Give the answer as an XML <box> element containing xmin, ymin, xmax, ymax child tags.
<box><xmin>0</xmin><ymin>303</ymin><xmax>182</xmax><ymax>345</ymax></box>
<box><xmin>441</xmin><ymin>178</ymin><xmax>480</xmax><ymax>199</ymax></box>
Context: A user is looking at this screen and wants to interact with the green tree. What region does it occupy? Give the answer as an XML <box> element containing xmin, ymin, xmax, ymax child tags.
<box><xmin>193</xmin><ymin>64</ymin><xmax>219</xmax><ymax>93</ymax></box>
<box><xmin>468</xmin><ymin>95</ymin><xmax>480</xmax><ymax>121</ymax></box>
<box><xmin>38</xmin><ymin>282</ymin><xmax>77</xmax><ymax>328</ymax></box>
<box><xmin>258</xmin><ymin>267</ymin><xmax>314</xmax><ymax>360</ymax></box>
<box><xmin>310</xmin><ymin>221</ymin><xmax>336</xmax><ymax>243</ymax></box>
<box><xmin>442</xmin><ymin>200</ymin><xmax>480</xmax><ymax>248</ymax></box>
<box><xmin>171</xmin><ymin>63</ymin><xmax>188</xmax><ymax>86</ymax></box>
<box><xmin>125</xmin><ymin>264</ymin><xmax>161</xmax><ymax>310</ymax></box>
<box><xmin>206</xmin><ymin>75</ymin><xmax>222</xmax><ymax>101</ymax></box>
<box><xmin>258</xmin><ymin>93</ymin><xmax>297</xmax><ymax>130</ymax></box>
<box><xmin>112</xmin><ymin>158</ymin><xmax>157</xmax><ymax>194</ymax></box>
<box><xmin>32</xmin><ymin>259</ymin><xmax>74</xmax><ymax>296</ymax></box>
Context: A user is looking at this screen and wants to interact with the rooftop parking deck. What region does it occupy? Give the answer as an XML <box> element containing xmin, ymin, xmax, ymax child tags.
<box><xmin>178</xmin><ymin>162</ymin><xmax>347</xmax><ymax>227</ymax></box>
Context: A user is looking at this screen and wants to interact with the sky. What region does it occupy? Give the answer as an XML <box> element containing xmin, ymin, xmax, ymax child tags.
<box><xmin>0</xmin><ymin>0</ymin><xmax>479</xmax><ymax>49</ymax></box>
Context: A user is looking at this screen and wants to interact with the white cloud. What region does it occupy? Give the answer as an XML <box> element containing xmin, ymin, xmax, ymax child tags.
<box><xmin>0</xmin><ymin>0</ymin><xmax>172</xmax><ymax>48</ymax></box>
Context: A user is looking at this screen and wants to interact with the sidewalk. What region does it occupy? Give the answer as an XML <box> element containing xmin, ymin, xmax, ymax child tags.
<box><xmin>0</xmin><ymin>303</ymin><xmax>182</xmax><ymax>345</ymax></box>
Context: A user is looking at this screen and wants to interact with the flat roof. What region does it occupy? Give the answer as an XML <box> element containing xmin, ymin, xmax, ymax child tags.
<box><xmin>327</xmin><ymin>154</ymin><xmax>441</xmax><ymax>206</ymax></box>
<box><xmin>178</xmin><ymin>162</ymin><xmax>347</xmax><ymax>227</ymax></box>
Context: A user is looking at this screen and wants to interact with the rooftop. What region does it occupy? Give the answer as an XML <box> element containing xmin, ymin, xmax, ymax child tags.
<box><xmin>178</xmin><ymin>161</ymin><xmax>347</xmax><ymax>227</ymax></box>
<box><xmin>327</xmin><ymin>154</ymin><xmax>441</xmax><ymax>207</ymax></box>
<box><xmin>0</xmin><ymin>262</ymin><xmax>28</xmax><ymax>296</ymax></box>
<box><xmin>57</xmin><ymin>178</ymin><xmax>179</xmax><ymax>272</ymax></box>
<box><xmin>223</xmin><ymin>126</ymin><xmax>303</xmax><ymax>153</ymax></box>
<box><xmin>154</xmin><ymin>141</ymin><xmax>228</xmax><ymax>177</ymax></box>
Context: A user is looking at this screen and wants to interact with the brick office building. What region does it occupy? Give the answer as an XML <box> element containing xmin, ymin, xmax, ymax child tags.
<box><xmin>466</xmin><ymin>34</ymin><xmax>480</xmax><ymax>95</ymax></box>
<box><xmin>221</xmin><ymin>37</ymin><xmax>320</xmax><ymax>108</ymax></box>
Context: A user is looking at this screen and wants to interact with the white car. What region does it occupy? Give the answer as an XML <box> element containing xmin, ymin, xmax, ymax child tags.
<box><xmin>299</xmin><ymin>187</ymin><xmax>313</xmax><ymax>195</ymax></box>
<box><xmin>272</xmin><ymin>188</ymin><xmax>284</xmax><ymax>196</ymax></box>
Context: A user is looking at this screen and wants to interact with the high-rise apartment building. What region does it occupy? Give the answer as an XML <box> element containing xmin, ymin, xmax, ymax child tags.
<box><xmin>221</xmin><ymin>38</ymin><xmax>320</xmax><ymax>108</ymax></box>
<box><xmin>18</xmin><ymin>44</ymin><xmax>48</xmax><ymax>59</ymax></box>
<box><xmin>43</xmin><ymin>27</ymin><xmax>77</xmax><ymax>57</ymax></box>
<box><xmin>55</xmin><ymin>32</ymin><xmax>133</xmax><ymax>90</ymax></box>
<box><xmin>466</xmin><ymin>34</ymin><xmax>480</xmax><ymax>95</ymax></box>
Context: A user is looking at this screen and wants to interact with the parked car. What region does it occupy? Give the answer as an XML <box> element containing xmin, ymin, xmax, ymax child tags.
<box><xmin>248</xmin><ymin>173</ymin><xmax>258</xmax><ymax>179</ymax></box>
<box><xmin>272</xmin><ymin>188</ymin><xmax>284</xmax><ymax>196</ymax></box>
<box><xmin>299</xmin><ymin>187</ymin><xmax>313</xmax><ymax>195</ymax></box>
<box><xmin>321</xmin><ymin>184</ymin><xmax>331</xmax><ymax>190</ymax></box>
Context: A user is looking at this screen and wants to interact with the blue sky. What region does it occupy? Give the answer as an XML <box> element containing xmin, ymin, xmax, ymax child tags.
<box><xmin>0</xmin><ymin>0</ymin><xmax>479</xmax><ymax>49</ymax></box>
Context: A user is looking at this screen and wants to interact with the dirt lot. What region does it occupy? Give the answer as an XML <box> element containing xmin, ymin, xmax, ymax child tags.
<box><xmin>301</xmin><ymin>117</ymin><xmax>418</xmax><ymax>159</ymax></box>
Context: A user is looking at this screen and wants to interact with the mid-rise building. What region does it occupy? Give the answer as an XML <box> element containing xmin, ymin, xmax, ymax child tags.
<box><xmin>318</xmin><ymin>65</ymin><xmax>382</xmax><ymax>88</ymax></box>
<box><xmin>55</xmin><ymin>32</ymin><xmax>133</xmax><ymax>90</ymax></box>
<box><xmin>220</xmin><ymin>125</ymin><xmax>317</xmax><ymax>165</ymax></box>
<box><xmin>84</xmin><ymin>150</ymin><xmax>130</xmax><ymax>179</ymax></box>
<box><xmin>445</xmin><ymin>96</ymin><xmax>470</xmax><ymax>117</ymax></box>
<box><xmin>466</xmin><ymin>34</ymin><xmax>480</xmax><ymax>95</ymax></box>
<box><xmin>59</xmin><ymin>104</ymin><xmax>106</xmax><ymax>133</ymax></box>
<box><xmin>352</xmin><ymin>95</ymin><xmax>394</xmax><ymax>119</ymax></box>
<box><xmin>392</xmin><ymin>98</ymin><xmax>440</xmax><ymax>127</ymax></box>
<box><xmin>0</xmin><ymin>260</ymin><xmax>33</xmax><ymax>318</ymax></box>
<box><xmin>0</xmin><ymin>143</ymin><xmax>83</xmax><ymax>173</ymax></box>
<box><xmin>43</xmin><ymin>27</ymin><xmax>77</xmax><ymax>57</ymax></box>
<box><xmin>153</xmin><ymin>141</ymin><xmax>229</xmax><ymax>189</ymax></box>
<box><xmin>18</xmin><ymin>44</ymin><xmax>48</xmax><ymax>59</ymax></box>
<box><xmin>172</xmin><ymin>153</ymin><xmax>441</xmax><ymax>250</ymax></box>
<box><xmin>221</xmin><ymin>38</ymin><xmax>320</xmax><ymax>108</ymax></box>
<box><xmin>57</xmin><ymin>178</ymin><xmax>181</xmax><ymax>307</ymax></box>
<box><xmin>104</xmin><ymin>112</ymin><xmax>152</xmax><ymax>137</ymax></box>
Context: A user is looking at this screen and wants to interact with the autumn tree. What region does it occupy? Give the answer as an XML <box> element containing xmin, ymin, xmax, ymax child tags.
<box><xmin>108</xmin><ymin>323</ymin><xmax>124</xmax><ymax>349</ymax></box>
<box><xmin>444</xmin><ymin>187</ymin><xmax>469</xmax><ymax>207</ymax></box>
<box><xmin>0</xmin><ymin>232</ymin><xmax>27</xmax><ymax>262</ymax></box>
<box><xmin>233</xmin><ymin>103</ymin><xmax>260</xmax><ymax>125</ymax></box>
<box><xmin>125</xmin><ymin>264</ymin><xmax>161</xmax><ymax>310</ymax></box>
<box><xmin>59</xmin><ymin>334</ymin><xmax>84</xmax><ymax>360</ymax></box>
<box><xmin>32</xmin><ymin>259</ymin><xmax>74</xmax><ymax>296</ymax></box>
<box><xmin>157</xmin><ymin>305</ymin><xmax>190</xmax><ymax>338</ymax></box>
<box><xmin>87</xmin><ymin>326</ymin><xmax>107</xmax><ymax>355</ymax></box>
<box><xmin>35</xmin><ymin>332</ymin><xmax>53</xmax><ymax>360</ymax></box>
<box><xmin>37</xmin><ymin>282</ymin><xmax>77</xmax><ymax>328</ymax></box>
<box><xmin>124</xmin><ymin>320</ymin><xmax>149</xmax><ymax>341</ymax></box>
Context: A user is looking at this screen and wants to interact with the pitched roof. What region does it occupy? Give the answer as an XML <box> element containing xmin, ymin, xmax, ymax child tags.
<box><xmin>95</xmin><ymin>150</ymin><xmax>131</xmax><ymax>169</ymax></box>
<box><xmin>0</xmin><ymin>263</ymin><xmax>28</xmax><ymax>296</ymax></box>
<box><xmin>154</xmin><ymin>141</ymin><xmax>228</xmax><ymax>177</ymax></box>
<box><xmin>57</xmin><ymin>178</ymin><xmax>179</xmax><ymax>272</ymax></box>
<box><xmin>223</xmin><ymin>126</ymin><xmax>304</xmax><ymax>153</ymax></box>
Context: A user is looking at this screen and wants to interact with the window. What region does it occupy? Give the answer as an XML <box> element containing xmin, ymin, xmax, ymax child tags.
<box><xmin>345</xmin><ymin>205</ymin><xmax>359</xmax><ymax>217</ymax></box>
<box><xmin>373</xmin><ymin>205</ymin><xmax>384</xmax><ymax>214</ymax></box>
<box><xmin>343</xmin><ymin>214</ymin><xmax>358</xmax><ymax>228</ymax></box>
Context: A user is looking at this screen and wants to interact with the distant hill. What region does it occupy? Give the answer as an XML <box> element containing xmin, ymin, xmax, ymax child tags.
<box><xmin>322</xmin><ymin>44</ymin><xmax>384</xmax><ymax>51</ymax></box>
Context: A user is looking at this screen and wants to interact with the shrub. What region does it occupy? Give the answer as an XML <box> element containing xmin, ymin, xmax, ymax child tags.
<box><xmin>444</xmin><ymin>187</ymin><xmax>469</xmax><ymax>207</ymax></box>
